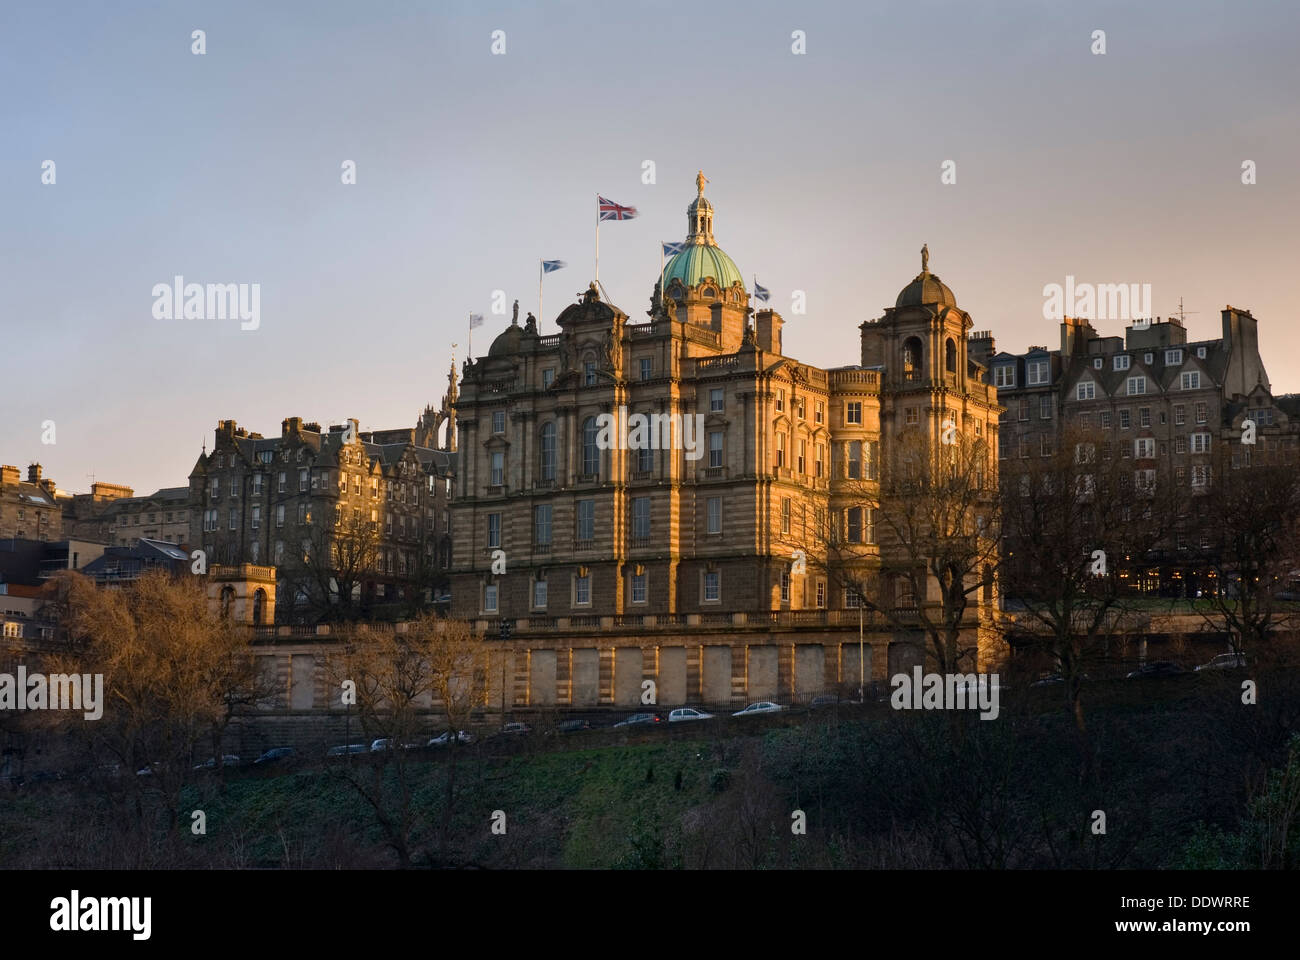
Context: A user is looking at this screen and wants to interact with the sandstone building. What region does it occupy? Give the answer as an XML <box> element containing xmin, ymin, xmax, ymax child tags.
<box><xmin>448</xmin><ymin>177</ymin><xmax>1002</xmax><ymax>689</ymax></box>
<box><xmin>0</xmin><ymin>464</ymin><xmax>62</xmax><ymax>542</ymax></box>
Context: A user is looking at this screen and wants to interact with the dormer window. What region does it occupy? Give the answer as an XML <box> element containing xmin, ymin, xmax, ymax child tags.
<box><xmin>1114</xmin><ymin>355</ymin><xmax>1130</xmax><ymax>371</ymax></box>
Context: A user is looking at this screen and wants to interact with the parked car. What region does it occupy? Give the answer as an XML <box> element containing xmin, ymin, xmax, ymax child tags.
<box><xmin>253</xmin><ymin>747</ymin><xmax>297</xmax><ymax>765</ymax></box>
<box><xmin>613</xmin><ymin>712</ymin><xmax>662</xmax><ymax>727</ymax></box>
<box><xmin>427</xmin><ymin>730</ymin><xmax>474</xmax><ymax>747</ymax></box>
<box><xmin>733</xmin><ymin>701</ymin><xmax>783</xmax><ymax>717</ymax></box>
<box><xmin>1195</xmin><ymin>652</ymin><xmax>1248</xmax><ymax>672</ymax></box>
<box><xmin>1126</xmin><ymin>661</ymin><xmax>1185</xmax><ymax>679</ymax></box>
<box><xmin>667</xmin><ymin>708</ymin><xmax>714</xmax><ymax>723</ymax></box>
<box><xmin>325</xmin><ymin>743</ymin><xmax>370</xmax><ymax>756</ymax></box>
<box><xmin>808</xmin><ymin>695</ymin><xmax>840</xmax><ymax>709</ymax></box>
<box><xmin>500</xmin><ymin>722</ymin><xmax>532</xmax><ymax>736</ymax></box>
<box><xmin>1030</xmin><ymin>673</ymin><xmax>1089</xmax><ymax>688</ymax></box>
<box><xmin>193</xmin><ymin>754</ymin><xmax>241</xmax><ymax>770</ymax></box>
<box><xmin>556</xmin><ymin>719</ymin><xmax>594</xmax><ymax>733</ymax></box>
<box><xmin>370</xmin><ymin>738</ymin><xmax>395</xmax><ymax>752</ymax></box>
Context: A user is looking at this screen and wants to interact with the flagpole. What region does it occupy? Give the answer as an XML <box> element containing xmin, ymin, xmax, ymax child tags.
<box><xmin>595</xmin><ymin>196</ymin><xmax>600</xmax><ymax>284</ymax></box>
<box><xmin>468</xmin><ymin>312</ymin><xmax>472</xmax><ymax>359</ymax></box>
<box><xmin>538</xmin><ymin>260</ymin><xmax>543</xmax><ymax>328</ymax></box>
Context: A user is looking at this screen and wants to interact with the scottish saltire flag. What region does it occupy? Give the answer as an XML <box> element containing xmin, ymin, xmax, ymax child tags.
<box><xmin>542</xmin><ymin>260</ymin><xmax>567</xmax><ymax>274</ymax></box>
<box><xmin>662</xmin><ymin>241</ymin><xmax>686</xmax><ymax>257</ymax></box>
<box><xmin>754</xmin><ymin>280</ymin><xmax>771</xmax><ymax>303</ymax></box>
<box><xmin>598</xmin><ymin>196</ymin><xmax>638</xmax><ymax>221</ymax></box>
<box><xmin>469</xmin><ymin>313</ymin><xmax>484</xmax><ymax>328</ymax></box>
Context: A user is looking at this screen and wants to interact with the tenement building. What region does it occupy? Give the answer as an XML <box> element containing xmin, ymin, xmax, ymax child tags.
<box><xmin>0</xmin><ymin>464</ymin><xmax>62</xmax><ymax>541</ymax></box>
<box><xmin>983</xmin><ymin>308</ymin><xmax>1299</xmax><ymax>595</ymax></box>
<box><xmin>188</xmin><ymin>376</ymin><xmax>458</xmax><ymax>622</ymax></box>
<box><xmin>448</xmin><ymin>175</ymin><xmax>1002</xmax><ymax>705</ymax></box>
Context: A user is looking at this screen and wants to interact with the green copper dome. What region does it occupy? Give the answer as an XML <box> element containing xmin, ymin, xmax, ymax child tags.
<box><xmin>663</xmin><ymin>242</ymin><xmax>745</xmax><ymax>293</ymax></box>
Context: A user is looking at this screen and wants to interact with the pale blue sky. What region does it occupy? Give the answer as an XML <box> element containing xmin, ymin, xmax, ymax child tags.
<box><xmin>3</xmin><ymin>0</ymin><xmax>1297</xmax><ymax>494</ymax></box>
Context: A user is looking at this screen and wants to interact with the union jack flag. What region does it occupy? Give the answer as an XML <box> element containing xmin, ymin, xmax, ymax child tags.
<box><xmin>598</xmin><ymin>196</ymin><xmax>637</xmax><ymax>221</ymax></box>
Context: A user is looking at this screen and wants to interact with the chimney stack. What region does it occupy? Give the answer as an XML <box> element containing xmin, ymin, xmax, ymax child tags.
<box><xmin>27</xmin><ymin>463</ymin><xmax>42</xmax><ymax>483</ymax></box>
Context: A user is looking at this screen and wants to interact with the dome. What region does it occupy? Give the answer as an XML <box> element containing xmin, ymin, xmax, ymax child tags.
<box><xmin>488</xmin><ymin>323</ymin><xmax>523</xmax><ymax>357</ymax></box>
<box><xmin>663</xmin><ymin>243</ymin><xmax>745</xmax><ymax>293</ymax></box>
<box><xmin>895</xmin><ymin>271</ymin><xmax>956</xmax><ymax>308</ymax></box>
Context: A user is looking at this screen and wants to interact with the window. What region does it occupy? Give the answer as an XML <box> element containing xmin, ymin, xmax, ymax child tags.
<box><xmin>815</xmin><ymin>401</ymin><xmax>824</xmax><ymax>425</ymax></box>
<box><xmin>797</xmin><ymin>439</ymin><xmax>806</xmax><ymax>473</ymax></box>
<box><xmin>1173</xmin><ymin>404</ymin><xmax>1186</xmax><ymax>426</ymax></box>
<box><xmin>533</xmin><ymin>578</ymin><xmax>548</xmax><ymax>609</ymax></box>
<box><xmin>1135</xmin><ymin>438</ymin><xmax>1155</xmax><ymax>458</ymax></box>
<box><xmin>1195</xmin><ymin>402</ymin><xmax>1208</xmax><ymax>424</ymax></box>
<box><xmin>776</xmin><ymin>389</ymin><xmax>785</xmax><ymax>412</ymax></box>
<box><xmin>583</xmin><ymin>361</ymin><xmax>597</xmax><ymax>386</ymax></box>
<box><xmin>867</xmin><ymin>441</ymin><xmax>879</xmax><ymax>480</ymax></box>
<box><xmin>274</xmin><ymin>541</ymin><xmax>284</xmax><ymax>565</ymax></box>
<box><xmin>1093</xmin><ymin>358</ymin><xmax>1103</xmax><ymax>369</ymax></box>
<box><xmin>780</xmin><ymin>570</ymin><xmax>791</xmax><ymax>603</ymax></box>
<box><xmin>815</xmin><ymin>443</ymin><xmax>825</xmax><ymax>478</ymax></box>
<box><xmin>1100</xmin><ymin>411</ymin><xmax>1112</xmax><ymax>428</ymax></box>
<box><xmin>487</xmin><ymin>513</ymin><xmax>500</xmax><ymax>548</ymax></box>
<box><xmin>369</xmin><ymin>477</ymin><xmax>377</xmax><ymax>498</ymax></box>
<box><xmin>703</xmin><ymin>571</ymin><xmax>720</xmax><ymax>603</ymax></box>
<box><xmin>575</xmin><ymin>573</ymin><xmax>591</xmax><ymax>605</ymax></box>
<box><xmin>229</xmin><ymin>476</ymin><xmax>239</xmax><ymax>497</ymax></box>
<box><xmin>211</xmin><ymin>477</ymin><xmax>220</xmax><ymax>498</ymax></box>
<box><xmin>1077</xmin><ymin>381</ymin><xmax>1095</xmax><ymax>400</ymax></box>
<box><xmin>1127</xmin><ymin>376</ymin><xmax>1146</xmax><ymax>396</ymax></box>
<box><xmin>1191</xmin><ymin>432</ymin><xmax>1211</xmax><ymax>453</ymax></box>
<box><xmin>275</xmin><ymin>505</ymin><xmax>285</xmax><ymax>528</ymax></box>
<box><xmin>582</xmin><ymin>417</ymin><xmax>600</xmax><ymax>476</ymax></box>
<box><xmin>576</xmin><ymin>500</ymin><xmax>594</xmax><ymax>541</ymax></box>
<box><xmin>251</xmin><ymin>505</ymin><xmax>261</xmax><ymax>530</ymax></box>
<box><xmin>1135</xmin><ymin>469</ymin><xmax>1156</xmax><ymax>494</ymax></box>
<box><xmin>1165</xmin><ymin>349</ymin><xmax>1183</xmax><ymax>365</ymax></box>
<box><xmin>776</xmin><ymin>433</ymin><xmax>786</xmax><ymax>468</ymax></box>
<box><xmin>639</xmin><ymin>357</ymin><xmax>652</xmax><ymax>381</ymax></box>
<box><xmin>815</xmin><ymin>580</ymin><xmax>826</xmax><ymax>608</ymax></box>
<box><xmin>542</xmin><ymin>368</ymin><xmax>555</xmax><ymax>389</ymax></box>
<box><xmin>710</xmin><ymin>388</ymin><xmax>724</xmax><ymax>412</ymax></box>
<box><xmin>228</xmin><ymin>508</ymin><xmax>237</xmax><ymax>531</ymax></box>
<box><xmin>1114</xmin><ymin>354</ymin><xmax>1130</xmax><ymax>371</ymax></box>
<box><xmin>540</xmin><ymin>422</ymin><xmax>556</xmax><ymax>481</ymax></box>
<box><xmin>846</xmin><ymin>506</ymin><xmax>862</xmax><ymax>543</ymax></box>
<box><xmin>1197</xmin><ymin>346</ymin><xmax>1207</xmax><ymax>359</ymax></box>
<box><xmin>637</xmin><ymin>444</ymin><xmax>653</xmax><ymax>473</ymax></box>
<box><xmin>994</xmin><ymin>365</ymin><xmax>1015</xmax><ymax>388</ymax></box>
<box><xmin>1192</xmin><ymin>464</ymin><xmax>1210</xmax><ymax>487</ymax></box>
<box><xmin>534</xmin><ymin>504</ymin><xmax>552</xmax><ymax>545</ymax></box>
<box><xmin>797</xmin><ymin>398</ymin><xmax>805</xmax><ymax>420</ymax></box>
<box><xmin>847</xmin><ymin>441</ymin><xmax>861</xmax><ymax>479</ymax></box>
<box><xmin>1143</xmin><ymin>352</ymin><xmax>1153</xmax><ymax>365</ymax></box>
<box><xmin>1175</xmin><ymin>435</ymin><xmax>1188</xmax><ymax>454</ymax></box>
<box><xmin>1040</xmin><ymin>396</ymin><xmax>1053</xmax><ymax>419</ymax></box>
<box><xmin>632</xmin><ymin>497</ymin><xmax>650</xmax><ymax>539</ymax></box>
<box><xmin>1119</xmin><ymin>409</ymin><xmax>1131</xmax><ymax>429</ymax></box>
<box><xmin>630</xmin><ymin>572</ymin><xmax>646</xmax><ymax>604</ymax></box>
<box><xmin>706</xmin><ymin>497</ymin><xmax>722</xmax><ymax>534</ymax></box>
<box><xmin>1027</xmin><ymin>359</ymin><xmax>1049</xmax><ymax>385</ymax></box>
<box><xmin>252</xmin><ymin>473</ymin><xmax>263</xmax><ymax>495</ymax></box>
<box><xmin>1139</xmin><ymin>407</ymin><xmax>1151</xmax><ymax>427</ymax></box>
<box><xmin>845</xmin><ymin>401</ymin><xmax>862</xmax><ymax>425</ymax></box>
<box><xmin>484</xmin><ymin>584</ymin><xmax>498</xmax><ymax>613</ymax></box>
<box><xmin>1017</xmin><ymin>398</ymin><xmax>1030</xmax><ymax>422</ymax></box>
<box><xmin>1041</xmin><ymin>434</ymin><xmax>1054</xmax><ymax>457</ymax></box>
<box><xmin>709</xmin><ymin>431</ymin><xmax>723</xmax><ymax>468</ymax></box>
<box><xmin>1181</xmin><ymin>372</ymin><xmax>1200</xmax><ymax>390</ymax></box>
<box><xmin>781</xmin><ymin>498</ymin><xmax>792</xmax><ymax>535</ymax></box>
<box><xmin>492</xmin><ymin>410</ymin><xmax>505</xmax><ymax>434</ymax></box>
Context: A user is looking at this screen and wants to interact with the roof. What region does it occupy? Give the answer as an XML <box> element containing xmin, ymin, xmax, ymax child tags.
<box><xmin>663</xmin><ymin>243</ymin><xmax>745</xmax><ymax>293</ymax></box>
<box><xmin>895</xmin><ymin>270</ymin><xmax>957</xmax><ymax>309</ymax></box>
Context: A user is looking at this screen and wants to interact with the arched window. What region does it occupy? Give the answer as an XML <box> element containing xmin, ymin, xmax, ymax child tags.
<box><xmin>902</xmin><ymin>337</ymin><xmax>923</xmax><ymax>381</ymax></box>
<box><xmin>540</xmin><ymin>422</ymin><xmax>556</xmax><ymax>481</ymax></box>
<box><xmin>581</xmin><ymin>417</ymin><xmax>600</xmax><ymax>477</ymax></box>
<box><xmin>945</xmin><ymin>337</ymin><xmax>957</xmax><ymax>373</ymax></box>
<box><xmin>219</xmin><ymin>586</ymin><xmax>235</xmax><ymax>618</ymax></box>
<box><xmin>252</xmin><ymin>588</ymin><xmax>266</xmax><ymax>625</ymax></box>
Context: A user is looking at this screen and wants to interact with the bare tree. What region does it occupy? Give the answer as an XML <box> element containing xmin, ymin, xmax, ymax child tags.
<box><xmin>285</xmin><ymin>511</ymin><xmax>381</xmax><ymax>623</ymax></box>
<box><xmin>1196</xmin><ymin>445</ymin><xmax>1300</xmax><ymax>657</ymax></box>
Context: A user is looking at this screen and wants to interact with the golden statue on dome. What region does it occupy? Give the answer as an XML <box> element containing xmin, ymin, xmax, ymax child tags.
<box><xmin>696</xmin><ymin>169</ymin><xmax>709</xmax><ymax>197</ymax></box>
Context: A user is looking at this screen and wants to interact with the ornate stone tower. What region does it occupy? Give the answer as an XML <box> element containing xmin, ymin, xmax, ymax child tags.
<box><xmin>415</xmin><ymin>356</ymin><xmax>459</xmax><ymax>451</ymax></box>
<box><xmin>661</xmin><ymin>172</ymin><xmax>751</xmax><ymax>353</ymax></box>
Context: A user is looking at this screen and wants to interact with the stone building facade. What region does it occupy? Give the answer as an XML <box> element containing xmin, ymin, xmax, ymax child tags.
<box><xmin>449</xmin><ymin>177</ymin><xmax>1002</xmax><ymax>668</ymax></box>
<box><xmin>63</xmin><ymin>484</ymin><xmax>191</xmax><ymax>546</ymax></box>
<box><xmin>187</xmin><ymin>402</ymin><xmax>457</xmax><ymax>623</ymax></box>
<box><xmin>0</xmin><ymin>464</ymin><xmax>62</xmax><ymax>541</ymax></box>
<box><xmin>982</xmin><ymin>307</ymin><xmax>1298</xmax><ymax>595</ymax></box>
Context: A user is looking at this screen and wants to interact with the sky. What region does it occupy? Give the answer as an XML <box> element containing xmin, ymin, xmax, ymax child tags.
<box><xmin>3</xmin><ymin>0</ymin><xmax>1298</xmax><ymax>495</ymax></box>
